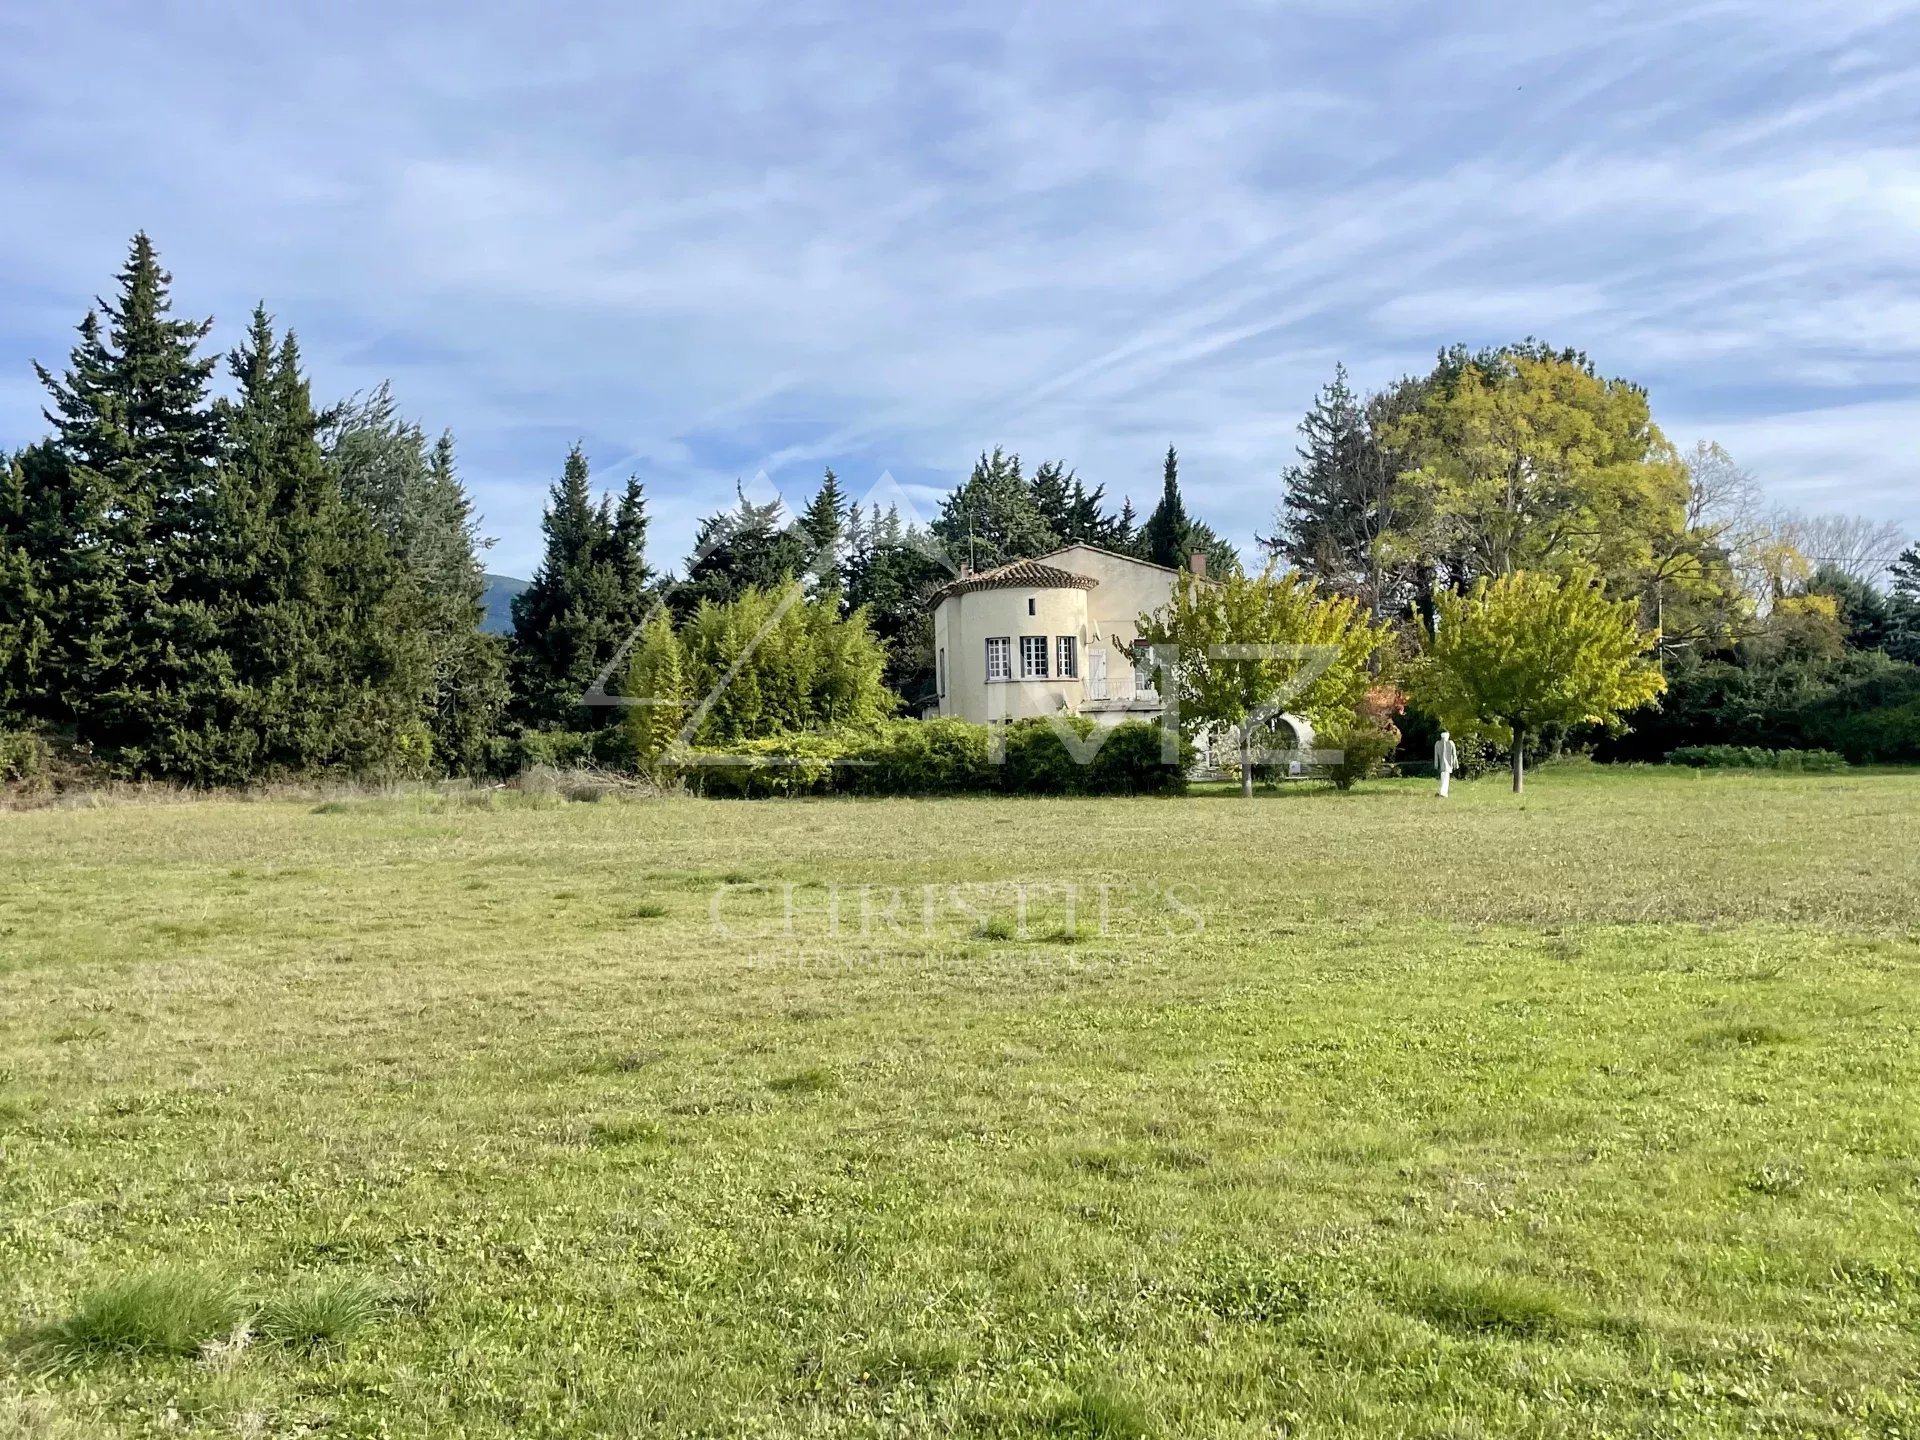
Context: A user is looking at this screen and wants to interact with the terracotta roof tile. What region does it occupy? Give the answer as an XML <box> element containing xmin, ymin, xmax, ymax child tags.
<box><xmin>932</xmin><ymin>558</ymin><xmax>1100</xmax><ymax>601</ymax></box>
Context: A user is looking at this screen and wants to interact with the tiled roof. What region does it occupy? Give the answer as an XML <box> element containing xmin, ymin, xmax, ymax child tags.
<box><xmin>931</xmin><ymin>558</ymin><xmax>1101</xmax><ymax>601</ymax></box>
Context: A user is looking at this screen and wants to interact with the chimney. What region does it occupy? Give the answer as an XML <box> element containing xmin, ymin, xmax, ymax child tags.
<box><xmin>1188</xmin><ymin>551</ymin><xmax>1207</xmax><ymax>579</ymax></box>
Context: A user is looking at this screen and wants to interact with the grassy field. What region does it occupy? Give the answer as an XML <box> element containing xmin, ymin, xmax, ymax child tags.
<box><xmin>2</xmin><ymin>764</ymin><xmax>1918</xmax><ymax>1437</ymax></box>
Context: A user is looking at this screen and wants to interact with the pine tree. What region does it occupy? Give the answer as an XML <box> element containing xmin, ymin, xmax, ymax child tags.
<box><xmin>1028</xmin><ymin>460</ymin><xmax>1075</xmax><ymax>538</ymax></box>
<box><xmin>1268</xmin><ymin>364</ymin><xmax>1410</xmax><ymax>617</ymax></box>
<box><xmin>1115</xmin><ymin>496</ymin><xmax>1138</xmax><ymax>550</ymax></box>
<box><xmin>511</xmin><ymin>445</ymin><xmax>607</xmax><ymax>729</ymax></box>
<box><xmin>1141</xmin><ymin>445</ymin><xmax>1191</xmax><ymax>568</ymax></box>
<box><xmin>0</xmin><ymin>449</ymin><xmax>50</xmax><ymax>718</ymax></box>
<box><xmin>607</xmin><ymin>474</ymin><xmax>654</xmax><ymax>631</ymax></box>
<box><xmin>1065</xmin><ymin>477</ymin><xmax>1115</xmax><ymax>546</ymax></box>
<box><xmin>1893</xmin><ymin>545</ymin><xmax>1920</xmax><ymax>602</ymax></box>
<box><xmin>31</xmin><ymin>233</ymin><xmax>219</xmax><ymax>770</ymax></box>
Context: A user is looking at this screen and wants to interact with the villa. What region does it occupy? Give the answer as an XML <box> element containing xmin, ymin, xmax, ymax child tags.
<box><xmin>927</xmin><ymin>544</ymin><xmax>1202</xmax><ymax>727</ymax></box>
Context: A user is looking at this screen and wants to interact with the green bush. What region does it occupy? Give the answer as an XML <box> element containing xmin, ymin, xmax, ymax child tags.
<box><xmin>1818</xmin><ymin>700</ymin><xmax>1920</xmax><ymax>765</ymax></box>
<box><xmin>1000</xmin><ymin>717</ymin><xmax>1097</xmax><ymax>795</ymax></box>
<box><xmin>1085</xmin><ymin>720</ymin><xmax>1192</xmax><ymax>795</ymax></box>
<box><xmin>1667</xmin><ymin>745</ymin><xmax>1847</xmax><ymax>772</ymax></box>
<box><xmin>1326</xmin><ymin>719</ymin><xmax>1399</xmax><ymax>791</ymax></box>
<box><xmin>839</xmin><ymin>719</ymin><xmax>997</xmax><ymax>795</ymax></box>
<box><xmin>684</xmin><ymin>733</ymin><xmax>842</xmax><ymax>798</ymax></box>
<box><xmin>0</xmin><ymin>731</ymin><xmax>51</xmax><ymax>788</ymax></box>
<box><xmin>677</xmin><ymin>718</ymin><xmax>1190</xmax><ymax>798</ymax></box>
<box><xmin>490</xmin><ymin>722</ymin><xmax>693</xmax><ymax>780</ymax></box>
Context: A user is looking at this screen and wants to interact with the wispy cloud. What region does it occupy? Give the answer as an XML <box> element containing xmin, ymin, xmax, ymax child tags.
<box><xmin>3</xmin><ymin>0</ymin><xmax>1918</xmax><ymax>574</ymax></box>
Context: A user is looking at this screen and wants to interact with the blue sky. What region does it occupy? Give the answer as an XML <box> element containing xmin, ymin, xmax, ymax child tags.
<box><xmin>4</xmin><ymin>1</ymin><xmax>1917</xmax><ymax>578</ymax></box>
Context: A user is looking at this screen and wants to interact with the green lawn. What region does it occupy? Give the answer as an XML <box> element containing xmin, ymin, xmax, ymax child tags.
<box><xmin>2</xmin><ymin>765</ymin><xmax>1918</xmax><ymax>1437</ymax></box>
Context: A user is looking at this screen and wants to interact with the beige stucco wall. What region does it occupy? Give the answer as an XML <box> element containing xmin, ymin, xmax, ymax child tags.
<box><xmin>933</xmin><ymin>585</ymin><xmax>1091</xmax><ymax>723</ymax></box>
<box><xmin>1051</xmin><ymin>545</ymin><xmax>1180</xmax><ymax>655</ymax></box>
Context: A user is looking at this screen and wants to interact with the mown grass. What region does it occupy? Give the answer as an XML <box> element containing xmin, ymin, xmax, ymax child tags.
<box><xmin>0</xmin><ymin>764</ymin><xmax>1917</xmax><ymax>1435</ymax></box>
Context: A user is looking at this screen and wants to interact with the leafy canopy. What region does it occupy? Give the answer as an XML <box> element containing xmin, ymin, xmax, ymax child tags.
<box><xmin>1137</xmin><ymin>565</ymin><xmax>1388</xmax><ymax>746</ymax></box>
<box><xmin>1412</xmin><ymin>567</ymin><xmax>1664</xmax><ymax>790</ymax></box>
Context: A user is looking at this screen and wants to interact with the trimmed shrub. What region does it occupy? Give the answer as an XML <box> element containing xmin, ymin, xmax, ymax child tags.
<box><xmin>1000</xmin><ymin>717</ymin><xmax>1097</xmax><ymax>795</ymax></box>
<box><xmin>1085</xmin><ymin>720</ymin><xmax>1192</xmax><ymax>795</ymax></box>
<box><xmin>674</xmin><ymin>718</ymin><xmax>1191</xmax><ymax>798</ymax></box>
<box><xmin>684</xmin><ymin>733</ymin><xmax>842</xmax><ymax>798</ymax></box>
<box><xmin>839</xmin><ymin>719</ymin><xmax>997</xmax><ymax>795</ymax></box>
<box><xmin>1667</xmin><ymin>745</ymin><xmax>1847</xmax><ymax>772</ymax></box>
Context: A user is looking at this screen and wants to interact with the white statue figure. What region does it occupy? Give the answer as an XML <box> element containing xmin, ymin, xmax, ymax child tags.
<box><xmin>1435</xmin><ymin>729</ymin><xmax>1458</xmax><ymax>798</ymax></box>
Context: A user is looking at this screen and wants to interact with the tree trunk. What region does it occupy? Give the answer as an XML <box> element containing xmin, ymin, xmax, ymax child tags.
<box><xmin>1511</xmin><ymin>727</ymin><xmax>1526</xmax><ymax>795</ymax></box>
<box><xmin>1241</xmin><ymin>727</ymin><xmax>1254</xmax><ymax>800</ymax></box>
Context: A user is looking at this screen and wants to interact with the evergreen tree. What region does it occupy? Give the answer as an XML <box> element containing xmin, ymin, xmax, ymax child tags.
<box><xmin>845</xmin><ymin>507</ymin><xmax>946</xmax><ymax>703</ymax></box>
<box><xmin>1892</xmin><ymin>545</ymin><xmax>1920</xmax><ymax>602</ymax></box>
<box><xmin>675</xmin><ymin>488</ymin><xmax>807</xmax><ymax>615</ymax></box>
<box><xmin>1114</xmin><ymin>496</ymin><xmax>1138</xmax><ymax>550</ymax></box>
<box><xmin>1065</xmin><ymin>476</ymin><xmax>1116</xmax><ymax>546</ymax></box>
<box><xmin>325</xmin><ymin>388</ymin><xmax>507</xmax><ymax>772</ymax></box>
<box><xmin>933</xmin><ymin>448</ymin><xmax>1056</xmax><ymax>570</ymax></box>
<box><xmin>798</xmin><ymin>468</ymin><xmax>850</xmax><ymax>591</ymax></box>
<box><xmin>31</xmin><ymin>233</ymin><xmax>219</xmax><ymax>769</ymax></box>
<box><xmin>508</xmin><ymin>446</ymin><xmax>652</xmax><ymax>730</ymax></box>
<box><xmin>198</xmin><ymin>310</ymin><xmax>425</xmax><ymax>780</ymax></box>
<box><xmin>0</xmin><ymin>445</ymin><xmax>70</xmax><ymax>721</ymax></box>
<box><xmin>1269</xmin><ymin>364</ymin><xmax>1405</xmax><ymax>615</ymax></box>
<box><xmin>1028</xmin><ymin>460</ymin><xmax>1076</xmax><ymax>538</ymax></box>
<box><xmin>1141</xmin><ymin>445</ymin><xmax>1191</xmax><ymax>568</ymax></box>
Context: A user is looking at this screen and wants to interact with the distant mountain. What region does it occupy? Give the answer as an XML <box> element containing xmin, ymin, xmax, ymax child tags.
<box><xmin>481</xmin><ymin>574</ymin><xmax>528</xmax><ymax>636</ymax></box>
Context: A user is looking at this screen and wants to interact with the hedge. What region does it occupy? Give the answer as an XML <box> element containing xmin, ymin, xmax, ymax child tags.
<box><xmin>678</xmin><ymin>718</ymin><xmax>1191</xmax><ymax>798</ymax></box>
<box><xmin>1666</xmin><ymin>745</ymin><xmax>1847</xmax><ymax>772</ymax></box>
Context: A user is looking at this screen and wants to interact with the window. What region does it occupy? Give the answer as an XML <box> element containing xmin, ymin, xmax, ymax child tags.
<box><xmin>937</xmin><ymin>647</ymin><xmax>947</xmax><ymax>697</ymax></box>
<box><xmin>1027</xmin><ymin>597</ymin><xmax>1036</xmax><ymax>616</ymax></box>
<box><xmin>1134</xmin><ymin>653</ymin><xmax>1158</xmax><ymax>698</ymax></box>
<box><xmin>1056</xmin><ymin>635</ymin><xmax>1077</xmax><ymax>679</ymax></box>
<box><xmin>985</xmin><ymin>637</ymin><xmax>1011</xmax><ymax>682</ymax></box>
<box><xmin>1019</xmin><ymin>635</ymin><xmax>1048</xmax><ymax>679</ymax></box>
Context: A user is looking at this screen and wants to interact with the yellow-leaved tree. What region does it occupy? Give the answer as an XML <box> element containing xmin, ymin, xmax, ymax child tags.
<box><xmin>1412</xmin><ymin>568</ymin><xmax>1664</xmax><ymax>794</ymax></box>
<box><xmin>1136</xmin><ymin>566</ymin><xmax>1389</xmax><ymax>799</ymax></box>
<box><xmin>1386</xmin><ymin>351</ymin><xmax>1690</xmax><ymax>596</ymax></box>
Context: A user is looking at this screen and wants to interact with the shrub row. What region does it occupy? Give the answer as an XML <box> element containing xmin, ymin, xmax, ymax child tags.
<box><xmin>1666</xmin><ymin>745</ymin><xmax>1848</xmax><ymax>772</ymax></box>
<box><xmin>687</xmin><ymin>718</ymin><xmax>1193</xmax><ymax>799</ymax></box>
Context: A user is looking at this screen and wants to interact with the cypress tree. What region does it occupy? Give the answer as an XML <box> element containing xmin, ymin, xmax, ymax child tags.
<box><xmin>0</xmin><ymin>445</ymin><xmax>70</xmax><ymax>722</ymax></box>
<box><xmin>1141</xmin><ymin>445</ymin><xmax>1190</xmax><ymax>568</ymax></box>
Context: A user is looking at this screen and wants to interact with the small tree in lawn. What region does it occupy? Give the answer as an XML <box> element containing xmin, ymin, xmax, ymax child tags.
<box><xmin>1412</xmin><ymin>568</ymin><xmax>1664</xmax><ymax>794</ymax></box>
<box><xmin>1137</xmin><ymin>565</ymin><xmax>1387</xmax><ymax>799</ymax></box>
